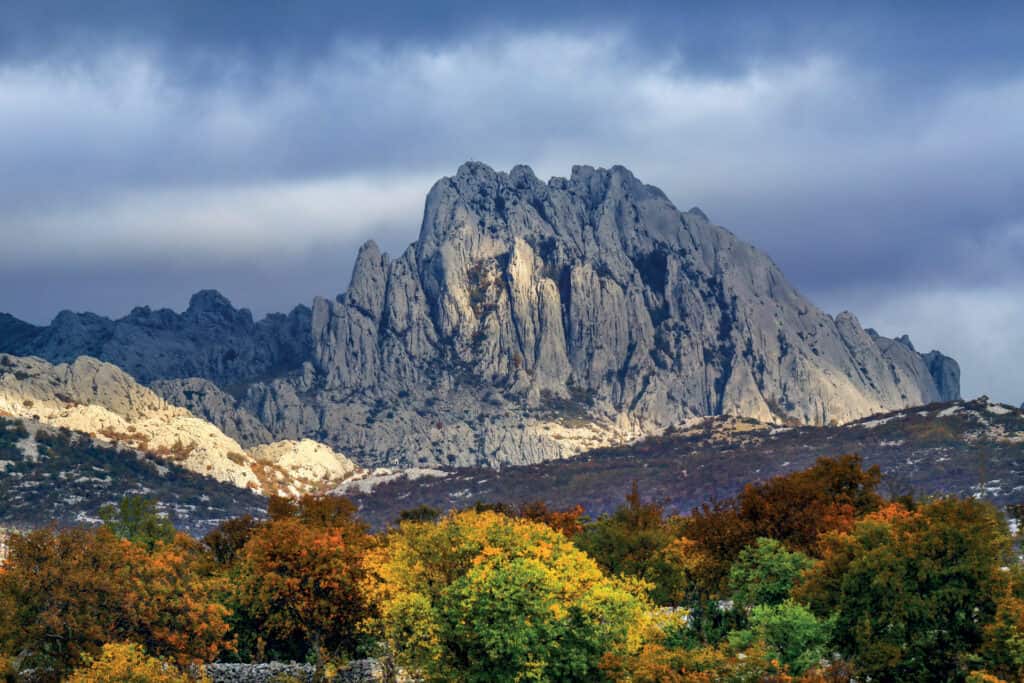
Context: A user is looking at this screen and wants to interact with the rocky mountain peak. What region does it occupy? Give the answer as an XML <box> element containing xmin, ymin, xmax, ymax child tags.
<box><xmin>0</xmin><ymin>162</ymin><xmax>962</xmax><ymax>469</ymax></box>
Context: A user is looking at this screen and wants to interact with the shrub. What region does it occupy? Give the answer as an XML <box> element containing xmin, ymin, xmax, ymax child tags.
<box><xmin>65</xmin><ymin>643</ymin><xmax>203</xmax><ymax>683</ymax></box>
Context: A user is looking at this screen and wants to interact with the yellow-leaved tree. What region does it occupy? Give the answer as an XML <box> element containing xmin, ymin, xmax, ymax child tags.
<box><xmin>367</xmin><ymin>509</ymin><xmax>651</xmax><ymax>682</ymax></box>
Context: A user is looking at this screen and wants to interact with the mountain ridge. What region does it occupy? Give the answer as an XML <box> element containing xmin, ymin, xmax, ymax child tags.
<box><xmin>0</xmin><ymin>162</ymin><xmax>959</xmax><ymax>468</ymax></box>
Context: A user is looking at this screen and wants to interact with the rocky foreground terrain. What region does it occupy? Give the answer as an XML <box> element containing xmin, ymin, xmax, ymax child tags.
<box><xmin>1</xmin><ymin>162</ymin><xmax>958</xmax><ymax>468</ymax></box>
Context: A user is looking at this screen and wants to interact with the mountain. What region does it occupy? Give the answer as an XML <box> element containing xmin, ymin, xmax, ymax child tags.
<box><xmin>345</xmin><ymin>397</ymin><xmax>1024</xmax><ymax>528</ymax></box>
<box><xmin>0</xmin><ymin>163</ymin><xmax>959</xmax><ymax>468</ymax></box>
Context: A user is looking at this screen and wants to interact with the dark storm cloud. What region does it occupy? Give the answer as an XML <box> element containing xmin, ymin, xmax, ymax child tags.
<box><xmin>0</xmin><ymin>2</ymin><xmax>1021</xmax><ymax>404</ymax></box>
<box><xmin>4</xmin><ymin>2</ymin><xmax>1024</xmax><ymax>84</ymax></box>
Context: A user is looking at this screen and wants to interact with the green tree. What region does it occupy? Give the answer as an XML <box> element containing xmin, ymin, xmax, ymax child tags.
<box><xmin>575</xmin><ymin>483</ymin><xmax>689</xmax><ymax>605</ymax></box>
<box><xmin>370</xmin><ymin>510</ymin><xmax>650</xmax><ymax>682</ymax></box>
<box><xmin>727</xmin><ymin>600</ymin><xmax>832</xmax><ymax>675</ymax></box>
<box><xmin>800</xmin><ymin>498</ymin><xmax>1012</xmax><ymax>681</ymax></box>
<box><xmin>728</xmin><ymin>537</ymin><xmax>814</xmax><ymax>610</ymax></box>
<box><xmin>99</xmin><ymin>495</ymin><xmax>175</xmax><ymax>551</ymax></box>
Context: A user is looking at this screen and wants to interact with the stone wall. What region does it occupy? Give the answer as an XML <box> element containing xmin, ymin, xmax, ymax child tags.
<box><xmin>202</xmin><ymin>658</ymin><xmax>393</xmax><ymax>682</ymax></box>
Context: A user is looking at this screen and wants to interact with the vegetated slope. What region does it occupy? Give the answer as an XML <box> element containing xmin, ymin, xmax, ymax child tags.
<box><xmin>0</xmin><ymin>163</ymin><xmax>958</xmax><ymax>468</ymax></box>
<box><xmin>346</xmin><ymin>398</ymin><xmax>1024</xmax><ymax>528</ymax></box>
<box><xmin>0</xmin><ymin>416</ymin><xmax>265</xmax><ymax>535</ymax></box>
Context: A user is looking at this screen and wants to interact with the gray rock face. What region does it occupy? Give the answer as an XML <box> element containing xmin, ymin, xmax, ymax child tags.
<box><xmin>1</xmin><ymin>163</ymin><xmax>960</xmax><ymax>467</ymax></box>
<box><xmin>0</xmin><ymin>290</ymin><xmax>312</xmax><ymax>385</ymax></box>
<box><xmin>151</xmin><ymin>377</ymin><xmax>274</xmax><ymax>445</ymax></box>
<box><xmin>922</xmin><ymin>350</ymin><xmax>961</xmax><ymax>403</ymax></box>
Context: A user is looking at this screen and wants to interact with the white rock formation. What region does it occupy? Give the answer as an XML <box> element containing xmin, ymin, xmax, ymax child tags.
<box><xmin>0</xmin><ymin>354</ymin><xmax>362</xmax><ymax>496</ymax></box>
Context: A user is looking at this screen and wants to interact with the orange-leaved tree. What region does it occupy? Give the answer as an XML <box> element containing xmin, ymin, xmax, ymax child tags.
<box><xmin>0</xmin><ymin>526</ymin><xmax>229</xmax><ymax>677</ymax></box>
<box><xmin>229</xmin><ymin>495</ymin><xmax>376</xmax><ymax>664</ymax></box>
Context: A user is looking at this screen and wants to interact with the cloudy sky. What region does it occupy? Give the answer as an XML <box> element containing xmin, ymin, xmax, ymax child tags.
<box><xmin>0</xmin><ymin>1</ymin><xmax>1021</xmax><ymax>405</ymax></box>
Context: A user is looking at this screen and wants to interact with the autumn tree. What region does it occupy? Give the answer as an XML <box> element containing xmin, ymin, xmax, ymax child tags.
<box><xmin>202</xmin><ymin>515</ymin><xmax>258</xmax><ymax>565</ymax></box>
<box><xmin>678</xmin><ymin>501</ymin><xmax>754</xmax><ymax>597</ymax></box>
<box><xmin>600</xmin><ymin>613</ymin><xmax>784</xmax><ymax>683</ymax></box>
<box><xmin>518</xmin><ymin>501</ymin><xmax>585</xmax><ymax>537</ymax></box>
<box><xmin>575</xmin><ymin>483</ymin><xmax>690</xmax><ymax>605</ymax></box>
<box><xmin>370</xmin><ymin>510</ymin><xmax>651</xmax><ymax>682</ymax></box>
<box><xmin>735</xmin><ymin>455</ymin><xmax>881</xmax><ymax>554</ymax></box>
<box><xmin>229</xmin><ymin>496</ymin><xmax>375</xmax><ymax>663</ymax></box>
<box><xmin>0</xmin><ymin>527</ymin><xmax>229</xmax><ymax>678</ymax></box>
<box><xmin>681</xmin><ymin>455</ymin><xmax>882</xmax><ymax>594</ymax></box>
<box><xmin>65</xmin><ymin>643</ymin><xmax>202</xmax><ymax>683</ymax></box>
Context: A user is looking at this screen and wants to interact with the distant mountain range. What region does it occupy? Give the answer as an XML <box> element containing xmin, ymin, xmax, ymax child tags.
<box><xmin>0</xmin><ymin>163</ymin><xmax>959</xmax><ymax>469</ymax></box>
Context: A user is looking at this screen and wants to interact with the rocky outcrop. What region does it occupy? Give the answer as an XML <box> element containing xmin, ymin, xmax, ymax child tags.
<box><xmin>0</xmin><ymin>163</ymin><xmax>960</xmax><ymax>468</ymax></box>
<box><xmin>152</xmin><ymin>377</ymin><xmax>274</xmax><ymax>445</ymax></box>
<box><xmin>243</xmin><ymin>162</ymin><xmax>957</xmax><ymax>464</ymax></box>
<box><xmin>922</xmin><ymin>350</ymin><xmax>961</xmax><ymax>403</ymax></box>
<box><xmin>0</xmin><ymin>354</ymin><xmax>263</xmax><ymax>490</ymax></box>
<box><xmin>251</xmin><ymin>439</ymin><xmax>360</xmax><ymax>496</ymax></box>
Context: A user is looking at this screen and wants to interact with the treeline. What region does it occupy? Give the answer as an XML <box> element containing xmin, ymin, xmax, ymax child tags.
<box><xmin>1</xmin><ymin>455</ymin><xmax>1022</xmax><ymax>682</ymax></box>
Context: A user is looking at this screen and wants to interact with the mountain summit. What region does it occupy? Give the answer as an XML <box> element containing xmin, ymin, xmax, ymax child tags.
<box><xmin>0</xmin><ymin>163</ymin><xmax>958</xmax><ymax>467</ymax></box>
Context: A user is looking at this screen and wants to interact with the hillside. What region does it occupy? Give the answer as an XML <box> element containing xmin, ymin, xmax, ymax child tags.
<box><xmin>346</xmin><ymin>397</ymin><xmax>1024</xmax><ymax>527</ymax></box>
<box><xmin>0</xmin><ymin>416</ymin><xmax>264</xmax><ymax>535</ymax></box>
<box><xmin>0</xmin><ymin>163</ymin><xmax>958</xmax><ymax>468</ymax></box>
<box><xmin>3</xmin><ymin>391</ymin><xmax>1019</xmax><ymax>535</ymax></box>
<box><xmin>0</xmin><ymin>353</ymin><xmax>362</xmax><ymax>499</ymax></box>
